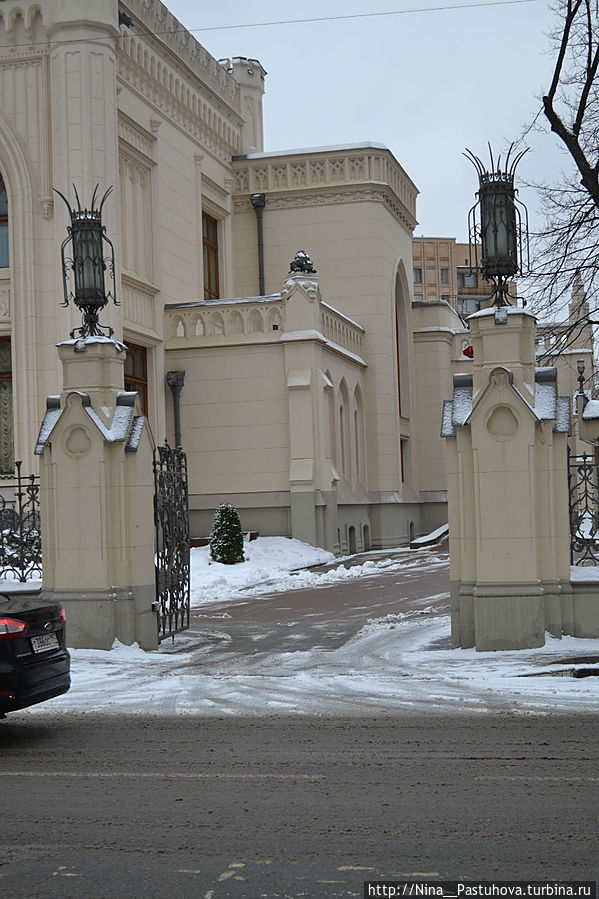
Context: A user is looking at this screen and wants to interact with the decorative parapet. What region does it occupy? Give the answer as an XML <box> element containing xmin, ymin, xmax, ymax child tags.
<box><xmin>164</xmin><ymin>291</ymin><xmax>366</xmax><ymax>363</ymax></box>
<box><xmin>232</xmin><ymin>144</ymin><xmax>418</xmax><ymax>231</ymax></box>
<box><xmin>164</xmin><ymin>295</ymin><xmax>285</xmax><ymax>347</ymax></box>
<box><xmin>0</xmin><ymin>3</ymin><xmax>45</xmax><ymax>43</ymax></box>
<box><xmin>319</xmin><ymin>302</ymin><xmax>364</xmax><ymax>360</ymax></box>
<box><xmin>122</xmin><ymin>271</ymin><xmax>159</xmax><ymax>335</ymax></box>
<box><xmin>121</xmin><ymin>1</ymin><xmax>240</xmax><ymax>108</ymax></box>
<box><xmin>117</xmin><ymin>3</ymin><xmax>242</xmax><ymax>162</ymax></box>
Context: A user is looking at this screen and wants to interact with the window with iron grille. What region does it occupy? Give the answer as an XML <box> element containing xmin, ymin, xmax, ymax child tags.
<box><xmin>202</xmin><ymin>212</ymin><xmax>220</xmax><ymax>300</ymax></box>
<box><xmin>124</xmin><ymin>342</ymin><xmax>148</xmax><ymax>416</ymax></box>
<box><xmin>0</xmin><ymin>337</ymin><xmax>14</xmax><ymax>473</ymax></box>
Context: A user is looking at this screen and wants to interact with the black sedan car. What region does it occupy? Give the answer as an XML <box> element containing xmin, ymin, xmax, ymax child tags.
<box><xmin>0</xmin><ymin>593</ymin><xmax>70</xmax><ymax>717</ymax></box>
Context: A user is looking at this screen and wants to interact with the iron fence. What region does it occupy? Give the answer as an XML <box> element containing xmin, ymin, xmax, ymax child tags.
<box><xmin>0</xmin><ymin>461</ymin><xmax>42</xmax><ymax>582</ymax></box>
<box><xmin>153</xmin><ymin>441</ymin><xmax>190</xmax><ymax>642</ymax></box>
<box><xmin>568</xmin><ymin>449</ymin><xmax>599</xmax><ymax>566</ymax></box>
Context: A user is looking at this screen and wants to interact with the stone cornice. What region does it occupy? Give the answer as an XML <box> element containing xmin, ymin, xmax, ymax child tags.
<box><xmin>234</xmin><ymin>184</ymin><xmax>416</xmax><ymax>232</ymax></box>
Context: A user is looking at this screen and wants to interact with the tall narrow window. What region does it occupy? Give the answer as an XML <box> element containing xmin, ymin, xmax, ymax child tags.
<box><xmin>354</xmin><ymin>409</ymin><xmax>360</xmax><ymax>483</ymax></box>
<box><xmin>202</xmin><ymin>212</ymin><xmax>220</xmax><ymax>300</ymax></box>
<box><xmin>339</xmin><ymin>406</ymin><xmax>345</xmax><ymax>480</ymax></box>
<box><xmin>0</xmin><ymin>175</ymin><xmax>8</xmax><ymax>268</ymax></box>
<box><xmin>124</xmin><ymin>342</ymin><xmax>148</xmax><ymax>416</ymax></box>
<box><xmin>0</xmin><ymin>337</ymin><xmax>14</xmax><ymax>472</ymax></box>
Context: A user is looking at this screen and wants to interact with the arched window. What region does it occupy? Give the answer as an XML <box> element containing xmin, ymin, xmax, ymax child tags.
<box><xmin>0</xmin><ymin>174</ymin><xmax>8</xmax><ymax>268</ymax></box>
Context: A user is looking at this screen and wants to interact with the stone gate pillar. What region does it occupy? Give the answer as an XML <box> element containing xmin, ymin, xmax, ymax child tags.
<box><xmin>442</xmin><ymin>307</ymin><xmax>571</xmax><ymax>650</ymax></box>
<box><xmin>35</xmin><ymin>337</ymin><xmax>157</xmax><ymax>650</ymax></box>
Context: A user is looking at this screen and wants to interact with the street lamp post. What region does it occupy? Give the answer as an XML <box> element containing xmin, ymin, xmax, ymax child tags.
<box><xmin>465</xmin><ymin>145</ymin><xmax>529</xmax><ymax>307</ymax></box>
<box><xmin>55</xmin><ymin>184</ymin><xmax>119</xmax><ymax>338</ymax></box>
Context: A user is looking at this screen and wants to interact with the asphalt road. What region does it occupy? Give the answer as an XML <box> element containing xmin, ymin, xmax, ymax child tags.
<box><xmin>1</xmin><ymin>714</ymin><xmax>597</xmax><ymax>898</ymax></box>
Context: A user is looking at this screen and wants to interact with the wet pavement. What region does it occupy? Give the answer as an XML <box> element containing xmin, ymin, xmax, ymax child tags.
<box><xmin>185</xmin><ymin>547</ymin><xmax>450</xmax><ymax>662</ymax></box>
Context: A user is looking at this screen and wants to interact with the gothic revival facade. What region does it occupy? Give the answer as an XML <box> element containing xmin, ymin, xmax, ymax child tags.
<box><xmin>0</xmin><ymin>0</ymin><xmax>468</xmax><ymax>552</ymax></box>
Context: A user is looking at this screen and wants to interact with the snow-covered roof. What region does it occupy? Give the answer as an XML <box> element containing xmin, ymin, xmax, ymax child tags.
<box><xmin>165</xmin><ymin>294</ymin><xmax>282</xmax><ymax>310</ymax></box>
<box><xmin>582</xmin><ymin>399</ymin><xmax>599</xmax><ymax>421</ymax></box>
<box><xmin>233</xmin><ymin>142</ymin><xmax>389</xmax><ymax>161</ymax></box>
<box><xmin>441</xmin><ymin>366</ymin><xmax>570</xmax><ymax>437</ymax></box>
<box><xmin>467</xmin><ymin>306</ymin><xmax>536</xmax><ymax>322</ymax></box>
<box><xmin>35</xmin><ymin>391</ymin><xmax>146</xmax><ymax>454</ymax></box>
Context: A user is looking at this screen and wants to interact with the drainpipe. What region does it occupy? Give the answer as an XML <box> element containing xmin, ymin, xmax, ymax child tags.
<box><xmin>165</xmin><ymin>371</ymin><xmax>185</xmax><ymax>448</ymax></box>
<box><xmin>250</xmin><ymin>193</ymin><xmax>266</xmax><ymax>296</ymax></box>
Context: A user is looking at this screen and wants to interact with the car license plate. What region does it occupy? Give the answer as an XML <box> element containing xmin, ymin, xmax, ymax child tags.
<box><xmin>31</xmin><ymin>633</ymin><xmax>59</xmax><ymax>653</ymax></box>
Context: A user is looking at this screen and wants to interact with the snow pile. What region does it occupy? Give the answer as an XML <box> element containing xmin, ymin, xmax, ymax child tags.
<box><xmin>190</xmin><ymin>536</ymin><xmax>334</xmax><ymax>605</ymax></box>
<box><xmin>354</xmin><ymin>608</ymin><xmax>447</xmax><ymax>638</ymax></box>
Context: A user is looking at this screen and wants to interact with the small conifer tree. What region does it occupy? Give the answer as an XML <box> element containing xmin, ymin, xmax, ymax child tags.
<box><xmin>209</xmin><ymin>501</ymin><xmax>245</xmax><ymax>564</ymax></box>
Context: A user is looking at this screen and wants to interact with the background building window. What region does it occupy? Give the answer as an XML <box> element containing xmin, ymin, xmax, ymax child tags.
<box><xmin>440</xmin><ymin>268</ymin><xmax>449</xmax><ymax>284</ymax></box>
<box><xmin>0</xmin><ymin>174</ymin><xmax>8</xmax><ymax>268</ymax></box>
<box><xmin>0</xmin><ymin>337</ymin><xmax>13</xmax><ymax>472</ymax></box>
<box><xmin>202</xmin><ymin>212</ymin><xmax>220</xmax><ymax>300</ymax></box>
<box><xmin>413</xmin><ymin>267</ymin><xmax>422</xmax><ymax>284</ymax></box>
<box><xmin>124</xmin><ymin>342</ymin><xmax>148</xmax><ymax>416</ymax></box>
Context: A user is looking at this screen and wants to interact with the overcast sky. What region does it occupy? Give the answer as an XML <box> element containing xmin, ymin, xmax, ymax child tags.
<box><xmin>167</xmin><ymin>0</ymin><xmax>565</xmax><ymax>242</ymax></box>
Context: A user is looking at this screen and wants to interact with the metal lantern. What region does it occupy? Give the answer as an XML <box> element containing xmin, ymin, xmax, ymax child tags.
<box><xmin>465</xmin><ymin>145</ymin><xmax>529</xmax><ymax>307</ymax></box>
<box><xmin>54</xmin><ymin>184</ymin><xmax>119</xmax><ymax>338</ymax></box>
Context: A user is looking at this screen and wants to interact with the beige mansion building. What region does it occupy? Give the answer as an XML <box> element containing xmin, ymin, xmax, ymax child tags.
<box><xmin>0</xmin><ymin>0</ymin><xmax>472</xmax><ymax>554</ymax></box>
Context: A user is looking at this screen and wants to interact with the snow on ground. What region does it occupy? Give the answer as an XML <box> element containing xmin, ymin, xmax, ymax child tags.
<box><xmin>190</xmin><ymin>537</ymin><xmax>447</xmax><ymax>605</ymax></box>
<box><xmin>15</xmin><ymin>537</ymin><xmax>599</xmax><ymax>719</ymax></box>
<box><xmin>190</xmin><ymin>537</ymin><xmax>334</xmax><ymax>605</ymax></box>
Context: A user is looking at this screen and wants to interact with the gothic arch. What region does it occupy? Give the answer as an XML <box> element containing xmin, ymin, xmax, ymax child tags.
<box><xmin>209</xmin><ymin>312</ymin><xmax>225</xmax><ymax>336</ymax></box>
<box><xmin>0</xmin><ymin>110</ymin><xmax>39</xmax><ymax>464</ymax></box>
<box><xmin>228</xmin><ymin>311</ymin><xmax>244</xmax><ymax>335</ymax></box>
<box><xmin>394</xmin><ymin>260</ymin><xmax>412</xmax><ymax>420</ymax></box>
<box><xmin>338</xmin><ymin>378</ymin><xmax>350</xmax><ymax>481</ymax></box>
<box><xmin>352</xmin><ymin>384</ymin><xmax>365</xmax><ymax>485</ymax></box>
<box><xmin>324</xmin><ymin>369</ymin><xmax>336</xmax><ymax>471</ymax></box>
<box><xmin>248</xmin><ymin>309</ymin><xmax>263</xmax><ymax>333</ymax></box>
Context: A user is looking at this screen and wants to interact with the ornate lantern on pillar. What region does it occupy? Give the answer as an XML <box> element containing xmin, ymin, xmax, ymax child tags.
<box><xmin>55</xmin><ymin>184</ymin><xmax>119</xmax><ymax>338</ymax></box>
<box><xmin>465</xmin><ymin>144</ymin><xmax>529</xmax><ymax>307</ymax></box>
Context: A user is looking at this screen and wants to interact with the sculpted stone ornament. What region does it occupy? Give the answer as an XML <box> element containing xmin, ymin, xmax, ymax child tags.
<box><xmin>289</xmin><ymin>250</ymin><xmax>317</xmax><ymax>274</ymax></box>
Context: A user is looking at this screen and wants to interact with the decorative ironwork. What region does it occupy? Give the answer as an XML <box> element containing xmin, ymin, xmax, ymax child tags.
<box><xmin>54</xmin><ymin>184</ymin><xmax>119</xmax><ymax>339</ymax></box>
<box><xmin>153</xmin><ymin>441</ymin><xmax>190</xmax><ymax>641</ymax></box>
<box><xmin>568</xmin><ymin>449</ymin><xmax>599</xmax><ymax>565</ymax></box>
<box><xmin>0</xmin><ymin>461</ymin><xmax>41</xmax><ymax>582</ymax></box>
<box><xmin>289</xmin><ymin>249</ymin><xmax>317</xmax><ymax>274</ymax></box>
<box><xmin>464</xmin><ymin>144</ymin><xmax>530</xmax><ymax>307</ymax></box>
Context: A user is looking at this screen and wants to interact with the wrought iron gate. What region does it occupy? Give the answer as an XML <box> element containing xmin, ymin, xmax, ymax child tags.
<box><xmin>568</xmin><ymin>449</ymin><xmax>599</xmax><ymax>566</ymax></box>
<box><xmin>0</xmin><ymin>461</ymin><xmax>42</xmax><ymax>582</ymax></box>
<box><xmin>153</xmin><ymin>442</ymin><xmax>190</xmax><ymax>641</ymax></box>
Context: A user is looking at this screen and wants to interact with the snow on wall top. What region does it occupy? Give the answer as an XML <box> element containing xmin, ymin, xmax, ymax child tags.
<box><xmin>35</xmin><ymin>391</ymin><xmax>146</xmax><ymax>454</ymax></box>
<box><xmin>441</xmin><ymin>366</ymin><xmax>570</xmax><ymax>437</ymax></box>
